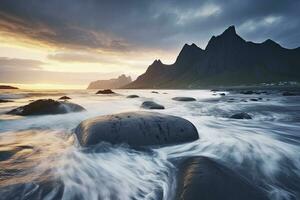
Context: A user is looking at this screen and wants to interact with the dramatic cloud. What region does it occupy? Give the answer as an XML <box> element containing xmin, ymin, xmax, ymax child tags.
<box><xmin>0</xmin><ymin>0</ymin><xmax>299</xmax><ymax>87</ymax></box>
<box><xmin>0</xmin><ymin>57</ymin><xmax>44</xmax><ymax>71</ymax></box>
<box><xmin>0</xmin><ymin>0</ymin><xmax>299</xmax><ymax>51</ymax></box>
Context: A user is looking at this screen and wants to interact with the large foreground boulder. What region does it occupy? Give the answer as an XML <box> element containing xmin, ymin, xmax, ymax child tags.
<box><xmin>75</xmin><ymin>111</ymin><xmax>199</xmax><ymax>147</ymax></box>
<box><xmin>141</xmin><ymin>101</ymin><xmax>164</xmax><ymax>109</ymax></box>
<box><xmin>172</xmin><ymin>97</ymin><xmax>196</xmax><ymax>101</ymax></box>
<box><xmin>7</xmin><ymin>99</ymin><xmax>85</xmax><ymax>116</ymax></box>
<box><xmin>175</xmin><ymin>156</ymin><xmax>268</xmax><ymax>200</ymax></box>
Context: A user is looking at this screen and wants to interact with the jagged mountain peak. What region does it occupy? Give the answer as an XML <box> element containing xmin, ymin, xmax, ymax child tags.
<box><xmin>222</xmin><ymin>25</ymin><xmax>237</xmax><ymax>36</ymax></box>
<box><xmin>175</xmin><ymin>43</ymin><xmax>204</xmax><ymax>65</ymax></box>
<box><xmin>124</xmin><ymin>25</ymin><xmax>300</xmax><ymax>89</ymax></box>
<box><xmin>262</xmin><ymin>39</ymin><xmax>282</xmax><ymax>48</ymax></box>
<box><xmin>152</xmin><ymin>59</ymin><xmax>163</xmax><ymax>65</ymax></box>
<box><xmin>205</xmin><ymin>25</ymin><xmax>245</xmax><ymax>50</ymax></box>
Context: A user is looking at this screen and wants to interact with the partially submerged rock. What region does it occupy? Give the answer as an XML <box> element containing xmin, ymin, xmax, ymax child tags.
<box><xmin>126</xmin><ymin>95</ymin><xmax>139</xmax><ymax>98</ymax></box>
<box><xmin>151</xmin><ymin>91</ymin><xmax>159</xmax><ymax>94</ymax></box>
<box><xmin>230</xmin><ymin>112</ymin><xmax>252</xmax><ymax>119</ymax></box>
<box><xmin>282</xmin><ymin>91</ymin><xmax>298</xmax><ymax>96</ymax></box>
<box><xmin>0</xmin><ymin>99</ymin><xmax>13</xmax><ymax>103</ymax></box>
<box><xmin>7</xmin><ymin>99</ymin><xmax>85</xmax><ymax>116</ymax></box>
<box><xmin>141</xmin><ymin>101</ymin><xmax>164</xmax><ymax>109</ymax></box>
<box><xmin>96</xmin><ymin>89</ymin><xmax>115</xmax><ymax>94</ymax></box>
<box><xmin>75</xmin><ymin>111</ymin><xmax>199</xmax><ymax>147</ymax></box>
<box><xmin>172</xmin><ymin>97</ymin><xmax>196</xmax><ymax>102</ymax></box>
<box><xmin>219</xmin><ymin>93</ymin><xmax>226</xmax><ymax>96</ymax></box>
<box><xmin>175</xmin><ymin>156</ymin><xmax>268</xmax><ymax>200</ymax></box>
<box><xmin>240</xmin><ymin>90</ymin><xmax>254</xmax><ymax>95</ymax></box>
<box><xmin>59</xmin><ymin>96</ymin><xmax>71</xmax><ymax>100</ymax></box>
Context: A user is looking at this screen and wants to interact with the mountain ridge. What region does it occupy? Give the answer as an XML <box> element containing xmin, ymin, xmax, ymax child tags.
<box><xmin>124</xmin><ymin>25</ymin><xmax>300</xmax><ymax>89</ymax></box>
<box><xmin>87</xmin><ymin>74</ymin><xmax>132</xmax><ymax>89</ymax></box>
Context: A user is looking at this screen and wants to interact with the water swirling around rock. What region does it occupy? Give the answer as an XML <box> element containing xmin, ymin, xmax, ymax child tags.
<box><xmin>0</xmin><ymin>89</ymin><xmax>299</xmax><ymax>200</ymax></box>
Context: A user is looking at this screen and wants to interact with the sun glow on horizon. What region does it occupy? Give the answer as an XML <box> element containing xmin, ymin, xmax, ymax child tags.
<box><xmin>0</xmin><ymin>82</ymin><xmax>86</xmax><ymax>90</ymax></box>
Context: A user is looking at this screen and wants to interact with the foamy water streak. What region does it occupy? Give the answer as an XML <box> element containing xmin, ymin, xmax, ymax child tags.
<box><xmin>56</xmin><ymin>145</ymin><xmax>175</xmax><ymax>200</ymax></box>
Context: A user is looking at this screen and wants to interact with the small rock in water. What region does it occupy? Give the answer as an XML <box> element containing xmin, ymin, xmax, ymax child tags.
<box><xmin>240</xmin><ymin>90</ymin><xmax>254</xmax><ymax>95</ymax></box>
<box><xmin>219</xmin><ymin>93</ymin><xmax>226</xmax><ymax>96</ymax></box>
<box><xmin>250</xmin><ymin>98</ymin><xmax>259</xmax><ymax>101</ymax></box>
<box><xmin>0</xmin><ymin>99</ymin><xmax>13</xmax><ymax>103</ymax></box>
<box><xmin>151</xmin><ymin>91</ymin><xmax>159</xmax><ymax>94</ymax></box>
<box><xmin>230</xmin><ymin>112</ymin><xmax>252</xmax><ymax>119</ymax></box>
<box><xmin>126</xmin><ymin>95</ymin><xmax>139</xmax><ymax>98</ymax></box>
<box><xmin>6</xmin><ymin>99</ymin><xmax>85</xmax><ymax>116</ymax></box>
<box><xmin>172</xmin><ymin>97</ymin><xmax>196</xmax><ymax>101</ymax></box>
<box><xmin>141</xmin><ymin>101</ymin><xmax>164</xmax><ymax>109</ymax></box>
<box><xmin>59</xmin><ymin>96</ymin><xmax>71</xmax><ymax>100</ymax></box>
<box><xmin>96</xmin><ymin>89</ymin><xmax>115</xmax><ymax>94</ymax></box>
<box><xmin>75</xmin><ymin>111</ymin><xmax>199</xmax><ymax>147</ymax></box>
<box><xmin>282</xmin><ymin>91</ymin><xmax>298</xmax><ymax>96</ymax></box>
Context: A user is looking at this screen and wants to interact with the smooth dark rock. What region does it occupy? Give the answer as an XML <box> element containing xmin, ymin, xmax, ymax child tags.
<box><xmin>172</xmin><ymin>97</ymin><xmax>196</xmax><ymax>101</ymax></box>
<box><xmin>75</xmin><ymin>111</ymin><xmax>199</xmax><ymax>147</ymax></box>
<box><xmin>126</xmin><ymin>95</ymin><xmax>139</xmax><ymax>98</ymax></box>
<box><xmin>59</xmin><ymin>96</ymin><xmax>71</xmax><ymax>100</ymax></box>
<box><xmin>96</xmin><ymin>89</ymin><xmax>115</xmax><ymax>94</ymax></box>
<box><xmin>6</xmin><ymin>99</ymin><xmax>85</xmax><ymax>116</ymax></box>
<box><xmin>151</xmin><ymin>91</ymin><xmax>159</xmax><ymax>94</ymax></box>
<box><xmin>175</xmin><ymin>156</ymin><xmax>268</xmax><ymax>200</ymax></box>
<box><xmin>230</xmin><ymin>112</ymin><xmax>252</xmax><ymax>119</ymax></box>
<box><xmin>282</xmin><ymin>91</ymin><xmax>298</xmax><ymax>96</ymax></box>
<box><xmin>219</xmin><ymin>93</ymin><xmax>226</xmax><ymax>96</ymax></box>
<box><xmin>250</xmin><ymin>98</ymin><xmax>259</xmax><ymax>101</ymax></box>
<box><xmin>141</xmin><ymin>101</ymin><xmax>165</xmax><ymax>109</ymax></box>
<box><xmin>241</xmin><ymin>91</ymin><xmax>254</xmax><ymax>95</ymax></box>
<box><xmin>0</xmin><ymin>99</ymin><xmax>13</xmax><ymax>103</ymax></box>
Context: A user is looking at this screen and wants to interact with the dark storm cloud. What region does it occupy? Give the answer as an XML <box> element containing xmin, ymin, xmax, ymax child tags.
<box><xmin>0</xmin><ymin>0</ymin><xmax>299</xmax><ymax>51</ymax></box>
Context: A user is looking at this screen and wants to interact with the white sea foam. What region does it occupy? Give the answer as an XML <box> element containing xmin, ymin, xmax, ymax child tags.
<box><xmin>0</xmin><ymin>89</ymin><xmax>299</xmax><ymax>199</ymax></box>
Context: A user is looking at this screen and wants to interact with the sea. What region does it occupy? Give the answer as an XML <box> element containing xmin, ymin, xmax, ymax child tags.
<box><xmin>0</xmin><ymin>88</ymin><xmax>299</xmax><ymax>200</ymax></box>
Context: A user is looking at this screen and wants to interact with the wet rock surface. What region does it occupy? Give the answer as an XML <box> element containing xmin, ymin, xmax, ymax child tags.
<box><xmin>172</xmin><ymin>97</ymin><xmax>196</xmax><ymax>101</ymax></box>
<box><xmin>96</xmin><ymin>89</ymin><xmax>115</xmax><ymax>94</ymax></box>
<box><xmin>175</xmin><ymin>156</ymin><xmax>268</xmax><ymax>200</ymax></box>
<box><xmin>75</xmin><ymin>111</ymin><xmax>199</xmax><ymax>147</ymax></box>
<box><xmin>230</xmin><ymin>112</ymin><xmax>252</xmax><ymax>119</ymax></box>
<box><xmin>141</xmin><ymin>101</ymin><xmax>165</xmax><ymax>109</ymax></box>
<box><xmin>6</xmin><ymin>99</ymin><xmax>85</xmax><ymax>116</ymax></box>
<box><xmin>126</xmin><ymin>95</ymin><xmax>139</xmax><ymax>98</ymax></box>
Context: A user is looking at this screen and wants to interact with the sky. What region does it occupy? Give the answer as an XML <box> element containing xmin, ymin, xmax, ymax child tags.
<box><xmin>0</xmin><ymin>0</ymin><xmax>299</xmax><ymax>89</ymax></box>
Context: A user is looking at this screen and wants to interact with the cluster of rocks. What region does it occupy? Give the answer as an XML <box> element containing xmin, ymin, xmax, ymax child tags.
<box><xmin>2</xmin><ymin>89</ymin><xmax>274</xmax><ymax>199</ymax></box>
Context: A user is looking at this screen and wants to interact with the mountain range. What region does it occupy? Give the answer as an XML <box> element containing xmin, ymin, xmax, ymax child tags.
<box><xmin>124</xmin><ymin>26</ymin><xmax>300</xmax><ymax>89</ymax></box>
<box><xmin>87</xmin><ymin>74</ymin><xmax>132</xmax><ymax>89</ymax></box>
